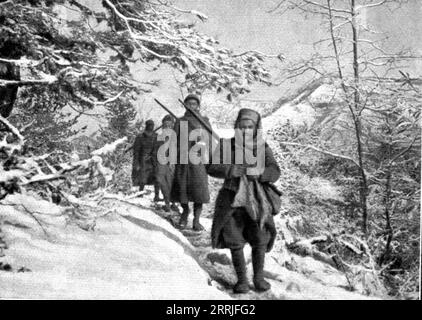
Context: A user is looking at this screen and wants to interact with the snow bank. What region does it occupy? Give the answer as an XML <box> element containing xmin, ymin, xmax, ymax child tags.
<box><xmin>0</xmin><ymin>194</ymin><xmax>229</xmax><ymax>299</ymax></box>
<box><xmin>262</xmin><ymin>102</ymin><xmax>316</xmax><ymax>133</ymax></box>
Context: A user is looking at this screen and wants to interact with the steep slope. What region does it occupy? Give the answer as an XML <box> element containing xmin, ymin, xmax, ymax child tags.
<box><xmin>0</xmin><ymin>190</ymin><xmax>380</xmax><ymax>300</ymax></box>
<box><xmin>0</xmin><ymin>194</ymin><xmax>228</xmax><ymax>299</ymax></box>
<box><xmin>0</xmin><ymin>78</ymin><xmax>389</xmax><ymax>299</ymax></box>
<box><xmin>120</xmin><ymin>193</ymin><xmax>380</xmax><ymax>300</ymax></box>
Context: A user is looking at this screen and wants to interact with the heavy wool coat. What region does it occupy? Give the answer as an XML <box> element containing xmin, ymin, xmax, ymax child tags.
<box><xmin>132</xmin><ymin>131</ymin><xmax>158</xmax><ymax>188</ymax></box>
<box><xmin>170</xmin><ymin>111</ymin><xmax>212</xmax><ymax>204</ymax></box>
<box><xmin>207</xmin><ymin>138</ymin><xmax>281</xmax><ymax>251</ymax></box>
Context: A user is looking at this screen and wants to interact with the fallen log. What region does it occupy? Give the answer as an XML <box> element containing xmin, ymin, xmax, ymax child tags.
<box><xmin>286</xmin><ymin>235</ymin><xmax>341</xmax><ymax>270</ymax></box>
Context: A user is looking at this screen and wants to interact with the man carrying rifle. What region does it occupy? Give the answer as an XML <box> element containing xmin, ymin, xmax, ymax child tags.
<box><xmin>171</xmin><ymin>93</ymin><xmax>212</xmax><ymax>231</ymax></box>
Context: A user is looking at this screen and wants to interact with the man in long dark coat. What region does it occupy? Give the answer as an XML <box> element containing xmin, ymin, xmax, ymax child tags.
<box><xmin>171</xmin><ymin>93</ymin><xmax>212</xmax><ymax>231</ymax></box>
<box><xmin>207</xmin><ymin>108</ymin><xmax>281</xmax><ymax>294</ymax></box>
<box><xmin>132</xmin><ymin>119</ymin><xmax>160</xmax><ymax>201</ymax></box>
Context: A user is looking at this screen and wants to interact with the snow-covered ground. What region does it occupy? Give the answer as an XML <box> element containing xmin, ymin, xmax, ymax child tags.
<box><xmin>0</xmin><ymin>193</ymin><xmax>228</xmax><ymax>299</ymax></box>
<box><xmin>0</xmin><ymin>188</ymin><xmax>382</xmax><ymax>300</ymax></box>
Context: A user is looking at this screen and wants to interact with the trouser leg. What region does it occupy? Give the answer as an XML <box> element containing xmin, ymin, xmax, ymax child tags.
<box><xmin>162</xmin><ymin>199</ymin><xmax>170</xmax><ymax>212</ymax></box>
<box><xmin>170</xmin><ymin>202</ymin><xmax>179</xmax><ymax>211</ymax></box>
<box><xmin>138</xmin><ymin>184</ymin><xmax>145</xmax><ymax>193</ymax></box>
<box><xmin>252</xmin><ymin>246</ymin><xmax>271</xmax><ymax>292</ymax></box>
<box><xmin>230</xmin><ymin>248</ymin><xmax>250</xmax><ymax>294</ymax></box>
<box><xmin>155</xmin><ymin>180</ymin><xmax>169</xmax><ymax>210</ymax></box>
<box><xmin>153</xmin><ymin>183</ymin><xmax>161</xmax><ymax>202</ymax></box>
<box><xmin>192</xmin><ymin>203</ymin><xmax>204</xmax><ymax>231</ymax></box>
<box><xmin>178</xmin><ymin>203</ymin><xmax>189</xmax><ymax>229</ymax></box>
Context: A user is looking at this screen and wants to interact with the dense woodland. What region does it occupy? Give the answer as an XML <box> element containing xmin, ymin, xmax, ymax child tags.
<box><xmin>0</xmin><ymin>0</ymin><xmax>420</xmax><ymax>299</ymax></box>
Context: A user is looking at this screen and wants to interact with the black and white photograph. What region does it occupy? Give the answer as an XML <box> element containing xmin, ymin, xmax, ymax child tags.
<box><xmin>0</xmin><ymin>0</ymin><xmax>420</xmax><ymax>304</ymax></box>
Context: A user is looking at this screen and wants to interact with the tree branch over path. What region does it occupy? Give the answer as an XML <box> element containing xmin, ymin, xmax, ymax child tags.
<box><xmin>279</xmin><ymin>141</ymin><xmax>360</xmax><ymax>167</ymax></box>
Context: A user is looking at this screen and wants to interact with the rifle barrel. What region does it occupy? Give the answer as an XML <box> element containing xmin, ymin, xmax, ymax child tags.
<box><xmin>178</xmin><ymin>99</ymin><xmax>220</xmax><ymax>142</ymax></box>
<box><xmin>125</xmin><ymin>98</ymin><xmax>176</xmax><ymax>155</ymax></box>
<box><xmin>154</xmin><ymin>98</ymin><xmax>178</xmax><ymax>120</ymax></box>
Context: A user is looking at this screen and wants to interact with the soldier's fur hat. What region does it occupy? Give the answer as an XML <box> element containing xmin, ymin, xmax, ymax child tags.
<box><xmin>145</xmin><ymin>119</ymin><xmax>155</xmax><ymax>128</ymax></box>
<box><xmin>183</xmin><ymin>93</ymin><xmax>201</xmax><ymax>105</ymax></box>
<box><xmin>234</xmin><ymin>108</ymin><xmax>261</xmax><ymax>129</ymax></box>
<box><xmin>162</xmin><ymin>114</ymin><xmax>174</xmax><ymax>123</ymax></box>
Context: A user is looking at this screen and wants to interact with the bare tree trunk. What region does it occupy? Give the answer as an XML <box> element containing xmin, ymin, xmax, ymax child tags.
<box><xmin>327</xmin><ymin>0</ymin><xmax>369</xmax><ymax>234</ymax></box>
<box><xmin>0</xmin><ymin>61</ymin><xmax>20</xmax><ymax>118</ymax></box>
<box><xmin>351</xmin><ymin>0</ymin><xmax>369</xmax><ymax>235</ymax></box>
<box><xmin>380</xmin><ymin>168</ymin><xmax>393</xmax><ymax>265</ymax></box>
<box><xmin>379</xmin><ymin>116</ymin><xmax>393</xmax><ymax>265</ymax></box>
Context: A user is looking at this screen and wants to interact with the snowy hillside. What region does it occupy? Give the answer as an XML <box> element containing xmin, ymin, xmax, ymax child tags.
<box><xmin>0</xmin><ymin>190</ymin><xmax>381</xmax><ymax>300</ymax></box>
<box><xmin>0</xmin><ymin>193</ymin><xmax>228</xmax><ymax>299</ymax></box>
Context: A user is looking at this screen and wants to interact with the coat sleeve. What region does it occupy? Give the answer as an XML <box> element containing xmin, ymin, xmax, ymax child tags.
<box><xmin>173</xmin><ymin>118</ymin><xmax>181</xmax><ymax>163</ymax></box>
<box><xmin>207</xmin><ymin>139</ymin><xmax>233</xmax><ymax>179</ymax></box>
<box><xmin>203</xmin><ymin>116</ymin><xmax>213</xmax><ymax>141</ymax></box>
<box><xmin>174</xmin><ymin>118</ymin><xmax>181</xmax><ymax>137</ymax></box>
<box><xmin>132</xmin><ymin>135</ymin><xmax>142</xmax><ymax>166</ymax></box>
<box><xmin>207</xmin><ymin>163</ymin><xmax>232</xmax><ymax>179</ymax></box>
<box><xmin>203</xmin><ymin>116</ymin><xmax>216</xmax><ymax>162</ymax></box>
<box><xmin>151</xmin><ymin>134</ymin><xmax>158</xmax><ymax>168</ymax></box>
<box><xmin>259</xmin><ymin>145</ymin><xmax>281</xmax><ymax>183</ymax></box>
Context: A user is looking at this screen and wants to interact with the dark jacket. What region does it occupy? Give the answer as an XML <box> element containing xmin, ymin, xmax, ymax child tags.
<box><xmin>170</xmin><ymin>111</ymin><xmax>212</xmax><ymax>204</ymax></box>
<box><xmin>132</xmin><ymin>131</ymin><xmax>158</xmax><ymax>187</ymax></box>
<box><xmin>207</xmin><ymin>138</ymin><xmax>281</xmax><ymax>250</ymax></box>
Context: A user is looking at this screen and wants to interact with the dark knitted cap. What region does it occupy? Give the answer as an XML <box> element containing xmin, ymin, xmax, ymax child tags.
<box><xmin>184</xmin><ymin>93</ymin><xmax>201</xmax><ymax>105</ymax></box>
<box><xmin>162</xmin><ymin>114</ymin><xmax>174</xmax><ymax>123</ymax></box>
<box><xmin>234</xmin><ymin>108</ymin><xmax>262</xmax><ymax>129</ymax></box>
<box><xmin>145</xmin><ymin>119</ymin><xmax>155</xmax><ymax>127</ymax></box>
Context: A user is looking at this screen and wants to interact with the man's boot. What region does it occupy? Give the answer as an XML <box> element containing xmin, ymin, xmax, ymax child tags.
<box><xmin>137</xmin><ymin>184</ymin><xmax>145</xmax><ymax>197</ymax></box>
<box><xmin>153</xmin><ymin>184</ymin><xmax>162</xmax><ymax>202</ymax></box>
<box><xmin>163</xmin><ymin>201</ymin><xmax>170</xmax><ymax>212</ymax></box>
<box><xmin>178</xmin><ymin>203</ymin><xmax>189</xmax><ymax>229</ymax></box>
<box><xmin>230</xmin><ymin>248</ymin><xmax>250</xmax><ymax>294</ymax></box>
<box><xmin>192</xmin><ymin>203</ymin><xmax>204</xmax><ymax>231</ymax></box>
<box><xmin>170</xmin><ymin>203</ymin><xmax>179</xmax><ymax>212</ymax></box>
<box><xmin>252</xmin><ymin>246</ymin><xmax>271</xmax><ymax>292</ymax></box>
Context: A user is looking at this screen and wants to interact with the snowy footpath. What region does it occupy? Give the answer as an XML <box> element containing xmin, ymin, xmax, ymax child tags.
<box><xmin>0</xmin><ymin>193</ymin><xmax>227</xmax><ymax>299</ymax></box>
<box><xmin>0</xmin><ymin>190</ymin><xmax>378</xmax><ymax>300</ymax></box>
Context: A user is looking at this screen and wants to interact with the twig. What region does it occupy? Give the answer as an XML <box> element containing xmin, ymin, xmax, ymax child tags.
<box><xmin>2</xmin><ymin>203</ymin><xmax>49</xmax><ymax>237</ymax></box>
<box><xmin>0</xmin><ymin>77</ymin><xmax>58</xmax><ymax>87</ymax></box>
<box><xmin>73</xmin><ymin>90</ymin><xmax>124</xmax><ymax>107</ymax></box>
<box><xmin>279</xmin><ymin>141</ymin><xmax>361</xmax><ymax>167</ymax></box>
<box><xmin>0</xmin><ymin>115</ymin><xmax>24</xmax><ymax>143</ymax></box>
<box><xmin>233</xmin><ymin>50</ymin><xmax>285</xmax><ymax>61</ymax></box>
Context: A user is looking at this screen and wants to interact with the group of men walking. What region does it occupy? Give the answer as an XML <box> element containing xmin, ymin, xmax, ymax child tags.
<box><xmin>132</xmin><ymin>94</ymin><xmax>209</xmax><ymax>231</ymax></box>
<box><xmin>132</xmin><ymin>114</ymin><xmax>178</xmax><ymax>212</ymax></box>
<box><xmin>131</xmin><ymin>93</ymin><xmax>281</xmax><ymax>294</ymax></box>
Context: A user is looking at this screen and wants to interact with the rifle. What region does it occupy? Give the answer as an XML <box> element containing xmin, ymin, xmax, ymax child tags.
<box><xmin>154</xmin><ymin>98</ymin><xmax>178</xmax><ymax>120</ymax></box>
<box><xmin>177</xmin><ymin>98</ymin><xmax>220</xmax><ymax>142</ymax></box>
<box><xmin>177</xmin><ymin>99</ymin><xmax>282</xmax><ymax>197</ymax></box>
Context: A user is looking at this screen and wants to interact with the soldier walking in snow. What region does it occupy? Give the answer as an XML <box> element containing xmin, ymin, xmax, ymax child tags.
<box><xmin>207</xmin><ymin>108</ymin><xmax>281</xmax><ymax>293</ymax></box>
<box><xmin>171</xmin><ymin>93</ymin><xmax>212</xmax><ymax>231</ymax></box>
<box><xmin>132</xmin><ymin>119</ymin><xmax>161</xmax><ymax>201</ymax></box>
